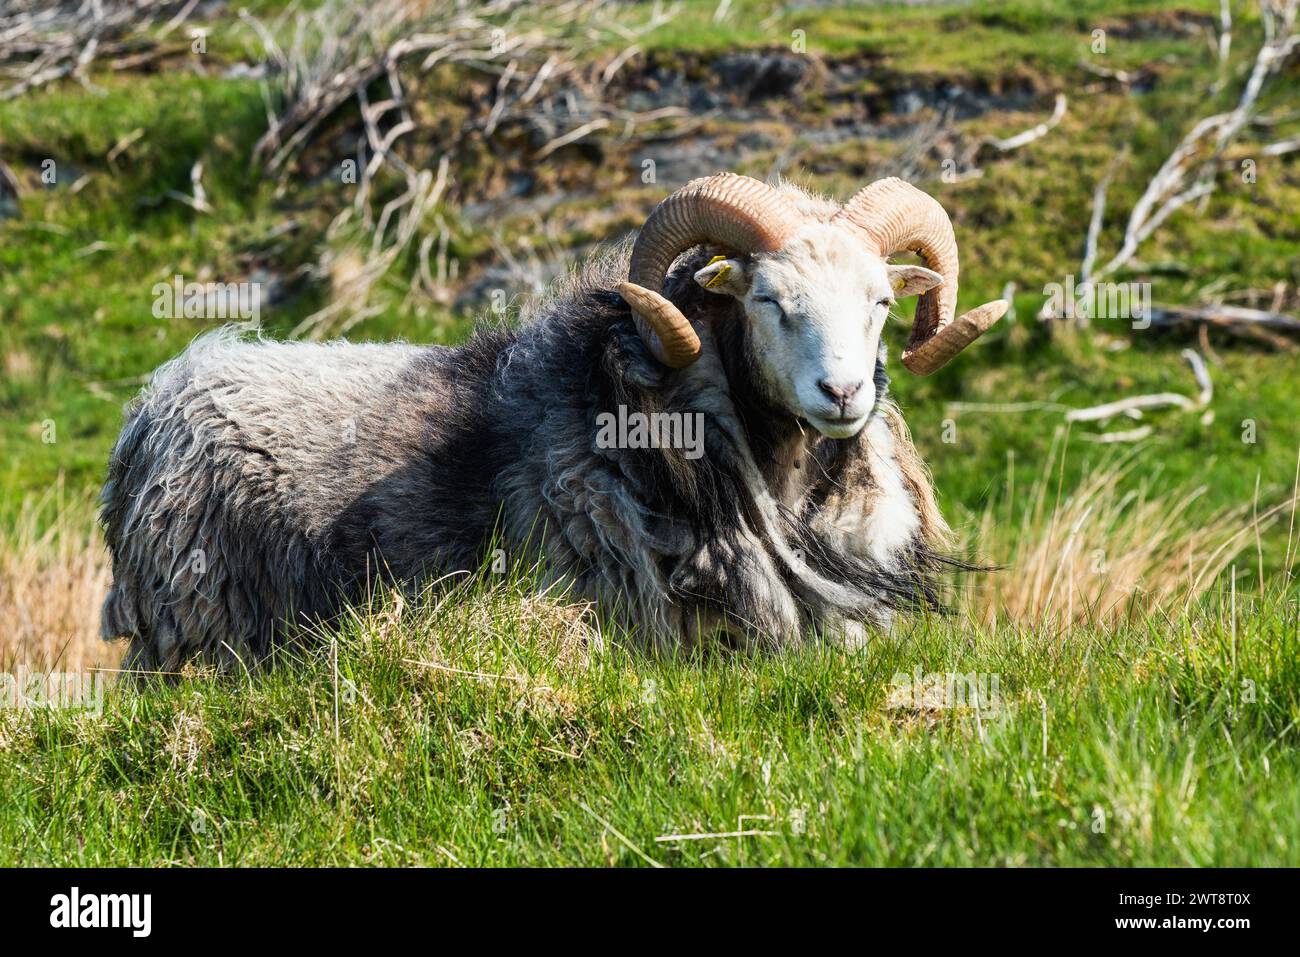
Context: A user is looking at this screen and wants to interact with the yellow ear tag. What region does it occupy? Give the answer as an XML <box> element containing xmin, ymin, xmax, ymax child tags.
<box><xmin>703</xmin><ymin>255</ymin><xmax>732</xmax><ymax>289</ymax></box>
<box><xmin>894</xmin><ymin>277</ymin><xmax>906</xmax><ymax>291</ymax></box>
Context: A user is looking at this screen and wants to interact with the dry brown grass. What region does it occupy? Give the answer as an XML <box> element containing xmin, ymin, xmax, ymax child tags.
<box><xmin>962</xmin><ymin>438</ymin><xmax>1297</xmax><ymax>627</ymax></box>
<box><xmin>0</xmin><ymin>483</ymin><xmax>120</xmax><ymax>672</ymax></box>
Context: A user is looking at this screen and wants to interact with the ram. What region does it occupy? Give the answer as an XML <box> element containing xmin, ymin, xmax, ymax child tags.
<box><xmin>101</xmin><ymin>173</ymin><xmax>1007</xmax><ymax>672</ymax></box>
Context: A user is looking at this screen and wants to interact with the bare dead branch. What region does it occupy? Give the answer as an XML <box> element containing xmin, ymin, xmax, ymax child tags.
<box><xmin>535</xmin><ymin>117</ymin><xmax>611</xmax><ymax>159</ymax></box>
<box><xmin>1066</xmin><ymin>392</ymin><xmax>1200</xmax><ymax>423</ymax></box>
<box><xmin>983</xmin><ymin>93</ymin><xmax>1067</xmax><ymax>153</ymax></box>
<box><xmin>1078</xmin><ymin>59</ymin><xmax>1136</xmax><ymax>86</ymax></box>
<box><xmin>164</xmin><ymin>159</ymin><xmax>211</xmax><ymax>214</ymax></box>
<box><xmin>1078</xmin><ymin>426</ymin><xmax>1155</xmax><ymax>444</ymax></box>
<box><xmin>1089</xmin><ymin>0</ymin><xmax>1299</xmax><ymax>284</ymax></box>
<box><xmin>1211</xmin><ymin>0</ymin><xmax>1233</xmax><ymax>93</ymax></box>
<box><xmin>105</xmin><ymin>127</ymin><xmax>145</xmax><ymax>167</ymax></box>
<box><xmin>1080</xmin><ymin>148</ymin><xmax>1127</xmax><ymax>288</ymax></box>
<box><xmin>1146</xmin><ymin>302</ymin><xmax>1300</xmax><ymax>334</ymax></box>
<box><xmin>1261</xmin><ymin>136</ymin><xmax>1300</xmax><ymax>156</ymax></box>
<box><xmin>1067</xmin><ymin>349</ymin><xmax>1212</xmax><ymax>425</ymax></box>
<box><xmin>956</xmin><ymin>94</ymin><xmax>1067</xmax><ymax>179</ymax></box>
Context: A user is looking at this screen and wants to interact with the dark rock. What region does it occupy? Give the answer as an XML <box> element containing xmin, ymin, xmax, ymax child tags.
<box><xmin>712</xmin><ymin>52</ymin><xmax>809</xmax><ymax>102</ymax></box>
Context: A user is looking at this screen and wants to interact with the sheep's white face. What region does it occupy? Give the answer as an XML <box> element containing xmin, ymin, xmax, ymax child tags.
<box><xmin>694</xmin><ymin>222</ymin><xmax>943</xmax><ymax>440</ymax></box>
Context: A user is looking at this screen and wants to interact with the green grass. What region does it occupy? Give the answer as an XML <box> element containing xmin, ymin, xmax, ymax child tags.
<box><xmin>1</xmin><ymin>0</ymin><xmax>1299</xmax><ymax>866</ymax></box>
<box><xmin>3</xmin><ymin>571</ymin><xmax>1298</xmax><ymax>866</ymax></box>
<box><xmin>639</xmin><ymin>0</ymin><xmax>1214</xmax><ymax>74</ymax></box>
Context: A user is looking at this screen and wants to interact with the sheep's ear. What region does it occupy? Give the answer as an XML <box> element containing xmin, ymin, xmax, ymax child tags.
<box><xmin>886</xmin><ymin>265</ymin><xmax>944</xmax><ymax>298</ymax></box>
<box><xmin>693</xmin><ymin>257</ymin><xmax>750</xmax><ymax>298</ymax></box>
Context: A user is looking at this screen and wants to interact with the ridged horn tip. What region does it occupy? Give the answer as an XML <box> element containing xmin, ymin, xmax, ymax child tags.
<box><xmin>616</xmin><ymin>282</ymin><xmax>702</xmax><ymax>368</ymax></box>
<box><xmin>900</xmin><ymin>299</ymin><xmax>1008</xmax><ymax>376</ymax></box>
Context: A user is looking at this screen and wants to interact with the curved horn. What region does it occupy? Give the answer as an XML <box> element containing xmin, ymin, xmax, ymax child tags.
<box><xmin>832</xmin><ymin>177</ymin><xmax>1007</xmax><ymax>375</ymax></box>
<box><xmin>618</xmin><ymin>172</ymin><xmax>803</xmax><ymax>368</ymax></box>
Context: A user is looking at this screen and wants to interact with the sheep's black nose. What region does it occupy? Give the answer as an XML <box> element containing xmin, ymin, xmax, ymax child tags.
<box><xmin>818</xmin><ymin>379</ymin><xmax>863</xmax><ymax>404</ymax></box>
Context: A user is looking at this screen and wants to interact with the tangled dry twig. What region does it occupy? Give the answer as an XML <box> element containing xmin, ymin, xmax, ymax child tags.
<box><xmin>0</xmin><ymin>0</ymin><xmax>196</xmax><ymax>102</ymax></box>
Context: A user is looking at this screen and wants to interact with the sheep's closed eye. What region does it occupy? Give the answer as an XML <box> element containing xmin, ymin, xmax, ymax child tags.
<box><xmin>753</xmin><ymin>294</ymin><xmax>790</xmax><ymax>326</ymax></box>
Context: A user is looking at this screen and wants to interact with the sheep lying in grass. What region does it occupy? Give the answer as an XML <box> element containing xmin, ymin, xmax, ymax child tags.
<box><xmin>101</xmin><ymin>173</ymin><xmax>1006</xmax><ymax>673</ymax></box>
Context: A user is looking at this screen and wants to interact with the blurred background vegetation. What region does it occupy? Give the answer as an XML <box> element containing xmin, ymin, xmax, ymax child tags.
<box><xmin>2</xmin><ymin>0</ymin><xmax>1296</xmax><ymax>556</ymax></box>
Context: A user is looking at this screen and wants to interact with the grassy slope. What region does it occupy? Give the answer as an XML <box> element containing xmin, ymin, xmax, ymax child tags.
<box><xmin>1</xmin><ymin>0</ymin><xmax>1298</xmax><ymax>865</ymax></box>
<box><xmin>3</xmin><ymin>577</ymin><xmax>1298</xmax><ymax>866</ymax></box>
